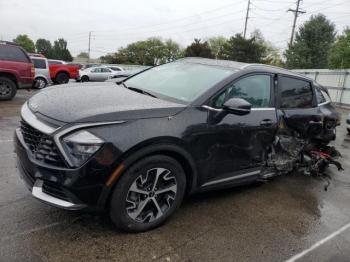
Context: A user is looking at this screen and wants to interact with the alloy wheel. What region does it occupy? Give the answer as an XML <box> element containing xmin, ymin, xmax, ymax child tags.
<box><xmin>36</xmin><ymin>78</ymin><xmax>47</xmax><ymax>89</ymax></box>
<box><xmin>0</xmin><ymin>82</ymin><xmax>11</xmax><ymax>96</ymax></box>
<box><xmin>126</xmin><ymin>167</ymin><xmax>177</xmax><ymax>223</ymax></box>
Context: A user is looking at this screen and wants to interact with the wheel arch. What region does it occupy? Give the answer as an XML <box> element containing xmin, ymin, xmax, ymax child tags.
<box><xmin>0</xmin><ymin>72</ymin><xmax>18</xmax><ymax>87</ymax></box>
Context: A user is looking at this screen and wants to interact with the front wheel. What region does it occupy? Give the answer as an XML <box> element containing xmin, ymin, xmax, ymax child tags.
<box><xmin>0</xmin><ymin>77</ymin><xmax>17</xmax><ymax>101</ymax></box>
<box><xmin>81</xmin><ymin>75</ymin><xmax>89</xmax><ymax>82</ymax></box>
<box><xmin>109</xmin><ymin>155</ymin><xmax>186</xmax><ymax>232</ymax></box>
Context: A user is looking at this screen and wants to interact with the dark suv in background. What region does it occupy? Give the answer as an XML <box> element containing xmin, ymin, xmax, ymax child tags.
<box><xmin>15</xmin><ymin>58</ymin><xmax>341</xmax><ymax>232</ymax></box>
<box><xmin>0</xmin><ymin>41</ymin><xmax>34</xmax><ymax>100</ymax></box>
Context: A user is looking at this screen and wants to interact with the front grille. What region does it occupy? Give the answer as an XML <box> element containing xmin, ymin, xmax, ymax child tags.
<box><xmin>20</xmin><ymin>120</ymin><xmax>66</xmax><ymax>167</ymax></box>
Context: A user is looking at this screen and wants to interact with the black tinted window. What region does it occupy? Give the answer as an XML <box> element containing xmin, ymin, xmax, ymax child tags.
<box><xmin>212</xmin><ymin>75</ymin><xmax>271</xmax><ymax>108</ymax></box>
<box><xmin>32</xmin><ymin>58</ymin><xmax>46</xmax><ymax>69</ymax></box>
<box><xmin>279</xmin><ymin>77</ymin><xmax>313</xmax><ymax>108</ymax></box>
<box><xmin>109</xmin><ymin>67</ymin><xmax>121</xmax><ymax>71</ymax></box>
<box><xmin>0</xmin><ymin>45</ymin><xmax>30</xmax><ymax>63</ymax></box>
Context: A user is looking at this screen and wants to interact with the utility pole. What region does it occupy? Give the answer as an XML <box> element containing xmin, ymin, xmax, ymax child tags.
<box><xmin>88</xmin><ymin>31</ymin><xmax>92</xmax><ymax>63</ymax></box>
<box><xmin>243</xmin><ymin>0</ymin><xmax>251</xmax><ymax>38</ymax></box>
<box><xmin>288</xmin><ymin>0</ymin><xmax>306</xmax><ymax>46</ymax></box>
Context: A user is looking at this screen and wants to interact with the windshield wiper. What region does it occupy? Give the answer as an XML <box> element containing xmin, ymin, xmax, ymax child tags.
<box><xmin>124</xmin><ymin>85</ymin><xmax>157</xmax><ymax>98</ymax></box>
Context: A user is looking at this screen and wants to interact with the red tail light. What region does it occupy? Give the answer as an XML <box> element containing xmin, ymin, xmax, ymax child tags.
<box><xmin>31</xmin><ymin>64</ymin><xmax>35</xmax><ymax>78</ymax></box>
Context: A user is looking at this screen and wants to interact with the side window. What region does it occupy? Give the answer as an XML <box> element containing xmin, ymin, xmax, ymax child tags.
<box><xmin>102</xmin><ymin>68</ymin><xmax>111</xmax><ymax>72</ymax></box>
<box><xmin>211</xmin><ymin>75</ymin><xmax>272</xmax><ymax>108</ymax></box>
<box><xmin>32</xmin><ymin>58</ymin><xmax>47</xmax><ymax>69</ymax></box>
<box><xmin>92</xmin><ymin>68</ymin><xmax>102</xmax><ymax>73</ymax></box>
<box><xmin>315</xmin><ymin>87</ymin><xmax>326</xmax><ymax>104</ymax></box>
<box><xmin>0</xmin><ymin>45</ymin><xmax>30</xmax><ymax>63</ymax></box>
<box><xmin>279</xmin><ymin>76</ymin><xmax>313</xmax><ymax>108</ymax></box>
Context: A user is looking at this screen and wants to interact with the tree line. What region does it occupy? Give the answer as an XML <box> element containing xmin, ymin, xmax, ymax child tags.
<box><xmin>12</xmin><ymin>35</ymin><xmax>73</xmax><ymax>61</ymax></box>
<box><xmin>12</xmin><ymin>13</ymin><xmax>350</xmax><ymax>69</ymax></box>
<box><xmin>101</xmin><ymin>14</ymin><xmax>349</xmax><ymax>69</ymax></box>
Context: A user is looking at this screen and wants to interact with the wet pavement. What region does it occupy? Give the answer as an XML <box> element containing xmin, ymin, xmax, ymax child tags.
<box><xmin>1</xmin><ymin>89</ymin><xmax>350</xmax><ymax>262</ymax></box>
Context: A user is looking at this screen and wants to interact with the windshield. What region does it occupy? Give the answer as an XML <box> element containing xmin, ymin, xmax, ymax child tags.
<box><xmin>125</xmin><ymin>62</ymin><xmax>235</xmax><ymax>103</ymax></box>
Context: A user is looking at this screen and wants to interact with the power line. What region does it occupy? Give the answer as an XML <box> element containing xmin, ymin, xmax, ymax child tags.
<box><xmin>288</xmin><ymin>0</ymin><xmax>306</xmax><ymax>46</ymax></box>
<box><xmin>93</xmin><ymin>0</ymin><xmax>246</xmax><ymax>35</ymax></box>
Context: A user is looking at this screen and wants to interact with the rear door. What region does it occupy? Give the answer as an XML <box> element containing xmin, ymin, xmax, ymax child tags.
<box><xmin>199</xmin><ymin>73</ymin><xmax>278</xmax><ymax>186</ymax></box>
<box><xmin>277</xmin><ymin>75</ymin><xmax>321</xmax><ymax>137</ymax></box>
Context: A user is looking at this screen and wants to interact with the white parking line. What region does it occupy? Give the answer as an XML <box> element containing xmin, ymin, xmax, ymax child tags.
<box><xmin>0</xmin><ymin>139</ymin><xmax>13</xmax><ymax>143</ymax></box>
<box><xmin>285</xmin><ymin>222</ymin><xmax>350</xmax><ymax>262</ymax></box>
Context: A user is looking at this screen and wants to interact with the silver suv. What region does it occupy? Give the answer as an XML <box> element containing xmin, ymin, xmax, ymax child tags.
<box><xmin>30</xmin><ymin>55</ymin><xmax>51</xmax><ymax>89</ymax></box>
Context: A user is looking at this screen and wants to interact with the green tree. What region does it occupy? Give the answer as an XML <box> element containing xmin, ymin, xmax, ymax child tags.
<box><xmin>163</xmin><ymin>39</ymin><xmax>183</xmax><ymax>63</ymax></box>
<box><xmin>285</xmin><ymin>14</ymin><xmax>336</xmax><ymax>69</ymax></box>
<box><xmin>208</xmin><ymin>36</ymin><xmax>227</xmax><ymax>59</ymax></box>
<box><xmin>184</xmin><ymin>39</ymin><xmax>214</xmax><ymax>58</ymax></box>
<box><xmin>35</xmin><ymin>38</ymin><xmax>52</xmax><ymax>57</ymax></box>
<box><xmin>51</xmin><ymin>38</ymin><xmax>73</xmax><ymax>61</ymax></box>
<box><xmin>328</xmin><ymin>28</ymin><xmax>350</xmax><ymax>69</ymax></box>
<box><xmin>250</xmin><ymin>29</ymin><xmax>284</xmax><ymax>67</ymax></box>
<box><xmin>13</xmin><ymin>34</ymin><xmax>35</xmax><ymax>53</ymax></box>
<box><xmin>77</xmin><ymin>52</ymin><xmax>89</xmax><ymax>59</ymax></box>
<box><xmin>220</xmin><ymin>33</ymin><xmax>266</xmax><ymax>63</ymax></box>
<box><xmin>100</xmin><ymin>53</ymin><xmax>117</xmax><ymax>64</ymax></box>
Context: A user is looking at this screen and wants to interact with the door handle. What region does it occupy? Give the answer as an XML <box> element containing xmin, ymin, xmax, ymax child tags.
<box><xmin>260</xmin><ymin>119</ymin><xmax>274</xmax><ymax>127</ymax></box>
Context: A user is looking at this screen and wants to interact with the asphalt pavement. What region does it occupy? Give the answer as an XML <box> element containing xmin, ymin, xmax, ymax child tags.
<box><xmin>1</xmin><ymin>89</ymin><xmax>350</xmax><ymax>262</ymax></box>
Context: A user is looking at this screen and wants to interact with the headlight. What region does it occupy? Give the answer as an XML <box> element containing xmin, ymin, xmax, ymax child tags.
<box><xmin>62</xmin><ymin>130</ymin><xmax>104</xmax><ymax>167</ymax></box>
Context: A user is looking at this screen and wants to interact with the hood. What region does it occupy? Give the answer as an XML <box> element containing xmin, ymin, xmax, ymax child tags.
<box><xmin>28</xmin><ymin>82</ymin><xmax>186</xmax><ymax>123</ymax></box>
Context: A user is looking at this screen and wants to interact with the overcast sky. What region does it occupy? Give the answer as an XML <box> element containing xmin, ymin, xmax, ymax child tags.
<box><xmin>0</xmin><ymin>0</ymin><xmax>349</xmax><ymax>58</ymax></box>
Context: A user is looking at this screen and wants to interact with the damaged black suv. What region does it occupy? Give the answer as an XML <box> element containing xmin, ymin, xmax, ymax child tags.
<box><xmin>15</xmin><ymin>58</ymin><xmax>341</xmax><ymax>232</ymax></box>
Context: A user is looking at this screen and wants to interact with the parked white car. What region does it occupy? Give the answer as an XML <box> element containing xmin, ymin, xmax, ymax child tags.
<box><xmin>30</xmin><ymin>55</ymin><xmax>51</xmax><ymax>89</ymax></box>
<box><xmin>79</xmin><ymin>66</ymin><xmax>124</xmax><ymax>82</ymax></box>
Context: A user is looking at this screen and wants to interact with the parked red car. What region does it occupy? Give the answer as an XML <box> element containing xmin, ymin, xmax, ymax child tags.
<box><xmin>0</xmin><ymin>41</ymin><xmax>34</xmax><ymax>100</ymax></box>
<box><xmin>48</xmin><ymin>59</ymin><xmax>79</xmax><ymax>84</ymax></box>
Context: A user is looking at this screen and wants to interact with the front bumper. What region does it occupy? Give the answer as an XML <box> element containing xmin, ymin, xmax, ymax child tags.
<box><xmin>15</xmin><ymin>128</ymin><xmax>119</xmax><ymax>211</ymax></box>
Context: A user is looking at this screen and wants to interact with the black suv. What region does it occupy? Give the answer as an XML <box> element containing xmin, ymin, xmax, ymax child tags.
<box><xmin>15</xmin><ymin>58</ymin><xmax>340</xmax><ymax>232</ymax></box>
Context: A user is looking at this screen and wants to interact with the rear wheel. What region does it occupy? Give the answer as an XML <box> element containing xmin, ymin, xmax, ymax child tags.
<box><xmin>55</xmin><ymin>72</ymin><xmax>69</xmax><ymax>84</ymax></box>
<box><xmin>34</xmin><ymin>77</ymin><xmax>48</xmax><ymax>89</ymax></box>
<box><xmin>109</xmin><ymin>155</ymin><xmax>186</xmax><ymax>232</ymax></box>
<box><xmin>0</xmin><ymin>77</ymin><xmax>17</xmax><ymax>101</ymax></box>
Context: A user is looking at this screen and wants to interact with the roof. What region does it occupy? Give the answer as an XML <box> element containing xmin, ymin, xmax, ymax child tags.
<box><xmin>178</xmin><ymin>57</ymin><xmax>247</xmax><ymax>70</ymax></box>
<box><xmin>179</xmin><ymin>57</ymin><xmax>312</xmax><ymax>81</ymax></box>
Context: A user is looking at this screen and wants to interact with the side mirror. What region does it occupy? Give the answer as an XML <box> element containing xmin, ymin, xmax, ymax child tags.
<box><xmin>223</xmin><ymin>98</ymin><xmax>252</xmax><ymax>115</ymax></box>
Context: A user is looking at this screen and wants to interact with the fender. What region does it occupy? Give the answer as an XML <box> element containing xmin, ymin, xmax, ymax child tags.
<box><xmin>98</xmin><ymin>140</ymin><xmax>199</xmax><ymax>208</ymax></box>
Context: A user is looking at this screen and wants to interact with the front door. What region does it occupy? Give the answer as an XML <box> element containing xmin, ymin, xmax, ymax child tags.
<box><xmin>200</xmin><ymin>74</ymin><xmax>278</xmax><ymax>185</ymax></box>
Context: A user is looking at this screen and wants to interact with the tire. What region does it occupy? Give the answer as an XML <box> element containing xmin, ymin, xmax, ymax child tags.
<box><xmin>81</xmin><ymin>75</ymin><xmax>89</xmax><ymax>82</ymax></box>
<box><xmin>347</xmin><ymin>128</ymin><xmax>350</xmax><ymax>134</ymax></box>
<box><xmin>0</xmin><ymin>77</ymin><xmax>17</xmax><ymax>101</ymax></box>
<box><xmin>34</xmin><ymin>77</ymin><xmax>48</xmax><ymax>89</ymax></box>
<box><xmin>55</xmin><ymin>72</ymin><xmax>69</xmax><ymax>84</ymax></box>
<box><xmin>109</xmin><ymin>155</ymin><xmax>186</xmax><ymax>232</ymax></box>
